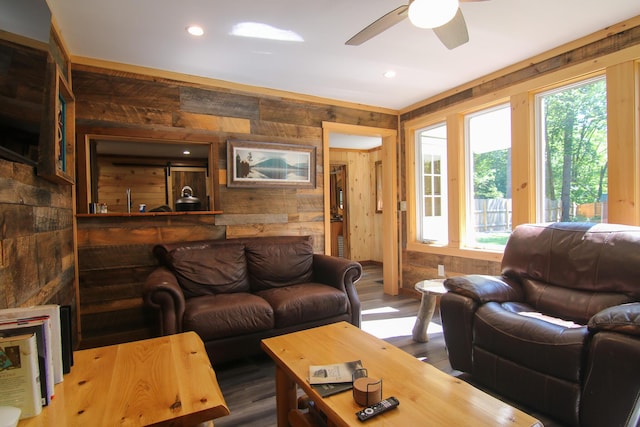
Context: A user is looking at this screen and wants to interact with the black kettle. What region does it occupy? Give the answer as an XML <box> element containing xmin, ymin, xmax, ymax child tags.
<box><xmin>175</xmin><ymin>186</ymin><xmax>202</xmax><ymax>211</ymax></box>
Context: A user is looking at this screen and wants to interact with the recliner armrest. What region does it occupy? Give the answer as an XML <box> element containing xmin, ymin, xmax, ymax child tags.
<box><xmin>142</xmin><ymin>266</ymin><xmax>186</xmax><ymax>335</ymax></box>
<box><xmin>444</xmin><ymin>274</ymin><xmax>524</xmax><ymax>303</ymax></box>
<box><xmin>588</xmin><ymin>302</ymin><xmax>640</xmax><ymax>337</ymax></box>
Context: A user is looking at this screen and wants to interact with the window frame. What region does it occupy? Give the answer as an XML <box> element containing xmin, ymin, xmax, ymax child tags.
<box><xmin>404</xmin><ymin>55</ymin><xmax>637</xmax><ymax>262</ymax></box>
<box><xmin>533</xmin><ymin>74</ymin><xmax>608</xmax><ymax>224</ymax></box>
<box><xmin>415</xmin><ymin>122</ymin><xmax>449</xmax><ymax>244</ymax></box>
<box><xmin>463</xmin><ymin>102</ymin><xmax>512</xmax><ymax>250</ymax></box>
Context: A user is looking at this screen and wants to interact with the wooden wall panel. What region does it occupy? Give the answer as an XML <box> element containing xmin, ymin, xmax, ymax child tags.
<box><xmin>401</xmin><ymin>250</ymin><xmax>500</xmax><ymax>295</ymax></box>
<box><xmin>76</xmin><ymin>215</ymin><xmax>225</xmax><ymax>348</ymax></box>
<box><xmin>72</xmin><ymin>64</ymin><xmax>397</xmax><ymax>347</ymax></box>
<box><xmin>0</xmin><ymin>158</ymin><xmax>77</xmax><ymax>335</ymax></box>
<box><xmin>329</xmin><ymin>149</ymin><xmax>383</xmax><ymax>262</ymax></box>
<box><xmin>96</xmin><ymin>158</ymin><xmax>166</xmax><ymax>212</ymax></box>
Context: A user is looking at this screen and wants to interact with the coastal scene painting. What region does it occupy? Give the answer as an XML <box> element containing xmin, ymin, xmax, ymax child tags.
<box><xmin>227</xmin><ymin>140</ymin><xmax>316</xmax><ymax>188</ymax></box>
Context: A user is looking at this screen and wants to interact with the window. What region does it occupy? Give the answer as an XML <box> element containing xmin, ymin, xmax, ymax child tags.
<box><xmin>535</xmin><ymin>76</ymin><xmax>608</xmax><ymax>223</ymax></box>
<box><xmin>465</xmin><ymin>104</ymin><xmax>512</xmax><ymax>249</ymax></box>
<box><xmin>416</xmin><ymin>123</ymin><xmax>448</xmax><ymax>244</ymax></box>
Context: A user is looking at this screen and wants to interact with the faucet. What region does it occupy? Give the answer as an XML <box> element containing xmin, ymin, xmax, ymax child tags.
<box><xmin>126</xmin><ymin>188</ymin><xmax>131</xmax><ymax>213</ymax></box>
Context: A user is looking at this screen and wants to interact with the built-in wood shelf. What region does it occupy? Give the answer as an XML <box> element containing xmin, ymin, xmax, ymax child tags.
<box><xmin>76</xmin><ymin>210</ymin><xmax>222</xmax><ymax>218</ymax></box>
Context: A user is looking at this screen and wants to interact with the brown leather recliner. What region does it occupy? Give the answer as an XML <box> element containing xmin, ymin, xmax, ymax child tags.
<box><xmin>441</xmin><ymin>222</ymin><xmax>640</xmax><ymax>427</ymax></box>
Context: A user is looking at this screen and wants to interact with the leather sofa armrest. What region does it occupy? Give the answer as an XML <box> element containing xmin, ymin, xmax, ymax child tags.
<box><xmin>312</xmin><ymin>254</ymin><xmax>363</xmax><ymax>327</ymax></box>
<box><xmin>444</xmin><ymin>274</ymin><xmax>524</xmax><ymax>303</ymax></box>
<box><xmin>143</xmin><ymin>266</ymin><xmax>186</xmax><ymax>335</ymax></box>
<box><xmin>588</xmin><ymin>302</ymin><xmax>640</xmax><ymax>337</ymax></box>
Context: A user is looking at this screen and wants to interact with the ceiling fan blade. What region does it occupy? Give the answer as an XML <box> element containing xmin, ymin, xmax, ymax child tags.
<box><xmin>346</xmin><ymin>5</ymin><xmax>409</xmax><ymax>46</ymax></box>
<box><xmin>432</xmin><ymin>8</ymin><xmax>469</xmax><ymax>50</ymax></box>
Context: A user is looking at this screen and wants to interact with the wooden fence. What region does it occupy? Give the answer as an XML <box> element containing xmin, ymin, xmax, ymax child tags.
<box><xmin>473</xmin><ymin>198</ymin><xmax>606</xmax><ymax>232</ymax></box>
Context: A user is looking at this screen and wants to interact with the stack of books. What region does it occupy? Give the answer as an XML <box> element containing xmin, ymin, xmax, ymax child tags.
<box><xmin>0</xmin><ymin>305</ymin><xmax>74</xmax><ymax>419</ymax></box>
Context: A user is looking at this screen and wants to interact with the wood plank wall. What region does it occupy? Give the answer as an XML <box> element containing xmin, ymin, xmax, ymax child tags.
<box><xmin>72</xmin><ymin>65</ymin><xmax>397</xmax><ymax>347</ymax></box>
<box><xmin>76</xmin><ymin>214</ymin><xmax>225</xmax><ymax>348</ymax></box>
<box><xmin>0</xmin><ymin>42</ymin><xmax>77</xmax><ymax>336</ymax></box>
<box><xmin>96</xmin><ymin>156</ymin><xmax>167</xmax><ymax>212</ymax></box>
<box><xmin>0</xmin><ymin>160</ymin><xmax>77</xmax><ymax>324</ymax></box>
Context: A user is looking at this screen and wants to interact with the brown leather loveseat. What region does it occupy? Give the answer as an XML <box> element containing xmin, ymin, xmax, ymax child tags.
<box><xmin>441</xmin><ymin>222</ymin><xmax>640</xmax><ymax>427</ymax></box>
<box><xmin>143</xmin><ymin>235</ymin><xmax>362</xmax><ymax>364</ymax></box>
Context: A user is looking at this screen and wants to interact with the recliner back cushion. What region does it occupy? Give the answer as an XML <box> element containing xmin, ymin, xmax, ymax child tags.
<box><xmin>244</xmin><ymin>237</ymin><xmax>313</xmax><ymax>291</ymax></box>
<box><xmin>164</xmin><ymin>243</ymin><xmax>250</xmax><ymax>297</ymax></box>
<box><xmin>502</xmin><ymin>223</ymin><xmax>640</xmax><ymax>300</ymax></box>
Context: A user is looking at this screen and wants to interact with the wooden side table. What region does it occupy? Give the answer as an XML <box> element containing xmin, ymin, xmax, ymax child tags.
<box><xmin>412</xmin><ymin>279</ymin><xmax>447</xmax><ymax>342</ymax></box>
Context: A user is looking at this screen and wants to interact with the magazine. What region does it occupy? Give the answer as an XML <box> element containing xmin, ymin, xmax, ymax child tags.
<box><xmin>310</xmin><ymin>382</ymin><xmax>355</xmax><ymax>397</ymax></box>
<box><xmin>308</xmin><ymin>360</ymin><xmax>363</xmax><ymax>385</ymax></box>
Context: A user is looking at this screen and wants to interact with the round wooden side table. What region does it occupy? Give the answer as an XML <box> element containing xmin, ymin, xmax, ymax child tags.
<box><xmin>411</xmin><ymin>279</ymin><xmax>447</xmax><ymax>343</ymax></box>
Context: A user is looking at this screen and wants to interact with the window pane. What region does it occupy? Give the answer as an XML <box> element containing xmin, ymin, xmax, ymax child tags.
<box><xmin>424</xmin><ymin>197</ymin><xmax>433</xmax><ymax>216</ymax></box>
<box><xmin>465</xmin><ymin>104</ymin><xmax>512</xmax><ymax>249</ymax></box>
<box><xmin>536</xmin><ymin>77</ymin><xmax>607</xmax><ymax>223</ymax></box>
<box><xmin>416</xmin><ymin>123</ymin><xmax>448</xmax><ymax>244</ymax></box>
<box><xmin>424</xmin><ymin>176</ymin><xmax>432</xmax><ymax>194</ymax></box>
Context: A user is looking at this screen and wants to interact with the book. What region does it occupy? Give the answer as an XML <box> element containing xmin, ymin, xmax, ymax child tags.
<box><xmin>311</xmin><ymin>381</ymin><xmax>354</xmax><ymax>397</ymax></box>
<box><xmin>0</xmin><ymin>304</ymin><xmax>64</xmax><ymax>383</ymax></box>
<box><xmin>60</xmin><ymin>305</ymin><xmax>74</xmax><ymax>373</ymax></box>
<box><xmin>0</xmin><ymin>316</ymin><xmax>54</xmax><ymax>406</ymax></box>
<box><xmin>0</xmin><ymin>333</ymin><xmax>43</xmax><ymax>419</ymax></box>
<box><xmin>308</xmin><ymin>360</ymin><xmax>363</xmax><ymax>385</ymax></box>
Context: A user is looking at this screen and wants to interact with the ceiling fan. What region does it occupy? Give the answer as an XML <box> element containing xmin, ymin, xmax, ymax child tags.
<box><xmin>346</xmin><ymin>0</ymin><xmax>489</xmax><ymax>50</ymax></box>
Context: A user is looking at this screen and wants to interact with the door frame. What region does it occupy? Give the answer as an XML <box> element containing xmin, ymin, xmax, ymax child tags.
<box><xmin>322</xmin><ymin>122</ymin><xmax>399</xmax><ymax>295</ymax></box>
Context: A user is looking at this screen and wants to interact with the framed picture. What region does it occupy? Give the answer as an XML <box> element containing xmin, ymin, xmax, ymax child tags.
<box><xmin>38</xmin><ymin>58</ymin><xmax>75</xmax><ymax>185</ymax></box>
<box><xmin>375</xmin><ymin>161</ymin><xmax>383</xmax><ymax>213</ymax></box>
<box><xmin>227</xmin><ymin>140</ymin><xmax>316</xmax><ymax>188</ymax></box>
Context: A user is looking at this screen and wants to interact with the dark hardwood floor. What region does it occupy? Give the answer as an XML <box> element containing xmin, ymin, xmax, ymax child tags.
<box><xmin>213</xmin><ymin>264</ymin><xmax>563</xmax><ymax>427</ymax></box>
<box><xmin>212</xmin><ymin>264</ymin><xmax>447</xmax><ymax>427</ymax></box>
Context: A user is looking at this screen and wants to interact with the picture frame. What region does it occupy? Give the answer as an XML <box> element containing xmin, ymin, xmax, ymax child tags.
<box><xmin>227</xmin><ymin>140</ymin><xmax>316</xmax><ymax>188</ymax></box>
<box><xmin>38</xmin><ymin>58</ymin><xmax>75</xmax><ymax>185</ymax></box>
<box><xmin>375</xmin><ymin>161</ymin><xmax>383</xmax><ymax>213</ymax></box>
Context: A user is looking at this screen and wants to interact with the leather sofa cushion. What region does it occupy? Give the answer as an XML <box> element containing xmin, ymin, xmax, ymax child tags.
<box><xmin>183</xmin><ymin>293</ymin><xmax>274</xmax><ymax>340</ymax></box>
<box><xmin>256</xmin><ymin>283</ymin><xmax>348</xmax><ymax>328</ymax></box>
<box><xmin>521</xmin><ymin>278</ymin><xmax>633</xmax><ymax>325</ymax></box>
<box><xmin>473</xmin><ymin>346</ymin><xmax>581</xmax><ymax>427</ymax></box>
<box><xmin>245</xmin><ymin>238</ymin><xmax>313</xmax><ymax>291</ymax></box>
<box><xmin>474</xmin><ymin>302</ymin><xmax>588</xmax><ymax>382</ymax></box>
<box><xmin>164</xmin><ymin>243</ymin><xmax>250</xmax><ymax>298</ymax></box>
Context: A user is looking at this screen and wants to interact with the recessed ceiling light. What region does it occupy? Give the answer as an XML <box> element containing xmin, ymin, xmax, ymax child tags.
<box><xmin>186</xmin><ymin>25</ymin><xmax>204</xmax><ymax>36</ymax></box>
<box><xmin>183</xmin><ymin>150</ymin><xmax>191</xmax><ymax>155</ymax></box>
<box><xmin>384</xmin><ymin>70</ymin><xmax>397</xmax><ymax>79</ymax></box>
<box><xmin>230</xmin><ymin>22</ymin><xmax>303</xmax><ymax>42</ymax></box>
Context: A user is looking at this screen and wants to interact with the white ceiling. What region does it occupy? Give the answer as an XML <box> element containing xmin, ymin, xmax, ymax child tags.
<box><xmin>43</xmin><ymin>0</ymin><xmax>640</xmax><ymax>111</ymax></box>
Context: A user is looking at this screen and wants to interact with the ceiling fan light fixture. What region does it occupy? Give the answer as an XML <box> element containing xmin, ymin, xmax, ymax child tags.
<box><xmin>408</xmin><ymin>0</ymin><xmax>459</xmax><ymax>29</ymax></box>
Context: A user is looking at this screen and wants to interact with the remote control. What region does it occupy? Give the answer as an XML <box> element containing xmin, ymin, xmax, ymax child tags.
<box><xmin>356</xmin><ymin>396</ymin><xmax>399</xmax><ymax>421</ymax></box>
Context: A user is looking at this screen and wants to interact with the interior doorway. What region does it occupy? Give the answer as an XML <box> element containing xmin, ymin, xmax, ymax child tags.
<box><xmin>322</xmin><ymin>122</ymin><xmax>399</xmax><ymax>295</ymax></box>
<box><xmin>329</xmin><ymin>164</ymin><xmax>348</xmax><ymax>258</ymax></box>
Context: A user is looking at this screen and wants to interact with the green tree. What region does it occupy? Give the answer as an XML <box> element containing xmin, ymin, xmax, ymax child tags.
<box><xmin>473</xmin><ymin>148</ymin><xmax>510</xmax><ymax>199</ymax></box>
<box><xmin>542</xmin><ymin>78</ymin><xmax>607</xmax><ymax>221</ymax></box>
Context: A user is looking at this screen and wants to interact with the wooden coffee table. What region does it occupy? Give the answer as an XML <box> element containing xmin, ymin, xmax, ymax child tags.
<box><xmin>261</xmin><ymin>322</ymin><xmax>541</xmax><ymax>427</ymax></box>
